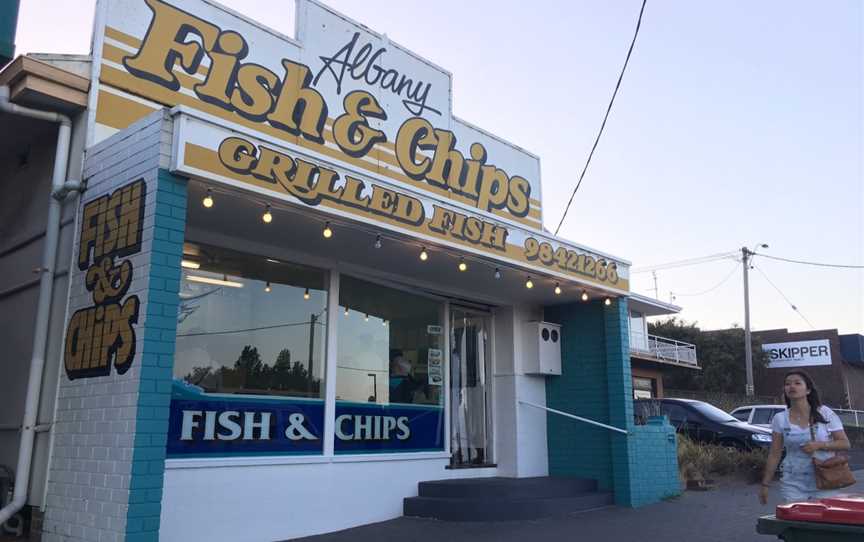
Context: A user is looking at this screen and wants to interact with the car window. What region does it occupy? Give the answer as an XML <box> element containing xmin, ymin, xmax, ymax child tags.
<box><xmin>732</xmin><ymin>408</ymin><xmax>752</xmax><ymax>422</ymax></box>
<box><xmin>688</xmin><ymin>401</ymin><xmax>737</xmax><ymax>423</ymax></box>
<box><xmin>752</xmin><ymin>408</ymin><xmax>781</xmax><ymax>425</ymax></box>
<box><xmin>662</xmin><ymin>404</ymin><xmax>690</xmax><ymax>423</ymax></box>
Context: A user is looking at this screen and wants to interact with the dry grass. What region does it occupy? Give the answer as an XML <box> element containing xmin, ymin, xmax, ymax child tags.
<box><xmin>677</xmin><ymin>435</ymin><xmax>768</xmax><ymax>485</ymax></box>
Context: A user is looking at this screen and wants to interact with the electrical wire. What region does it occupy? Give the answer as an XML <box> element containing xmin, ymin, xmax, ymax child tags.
<box><xmin>670</xmin><ymin>263</ymin><xmax>739</xmax><ymax>297</ymax></box>
<box><xmin>176</xmin><ymin>320</ymin><xmax>325</xmax><ymax>338</ymax></box>
<box><xmin>554</xmin><ymin>0</ymin><xmax>648</xmax><ymax>235</ymax></box>
<box><xmin>756</xmin><ymin>253</ymin><xmax>864</xmax><ymax>270</ymax></box>
<box><xmin>752</xmin><ymin>264</ymin><xmax>816</xmax><ymax>330</ymax></box>
<box><xmin>631</xmin><ymin>251</ymin><xmax>738</xmax><ymax>273</ymax></box>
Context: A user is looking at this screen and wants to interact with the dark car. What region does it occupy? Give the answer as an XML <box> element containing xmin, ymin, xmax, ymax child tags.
<box><xmin>634</xmin><ymin>398</ymin><xmax>773</xmax><ymax>449</ymax></box>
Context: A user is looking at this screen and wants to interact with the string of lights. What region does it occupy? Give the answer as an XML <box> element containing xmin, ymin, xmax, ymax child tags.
<box><xmin>195</xmin><ymin>185</ymin><xmax>616</xmax><ymax>305</ymax></box>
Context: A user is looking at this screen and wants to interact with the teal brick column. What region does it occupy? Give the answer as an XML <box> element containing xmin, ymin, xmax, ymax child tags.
<box><xmin>127</xmin><ymin>170</ymin><xmax>186</xmax><ymax>541</ymax></box>
<box><xmin>545</xmin><ymin>300</ymin><xmax>615</xmax><ymax>491</ymax></box>
<box><xmin>546</xmin><ymin>297</ymin><xmax>680</xmax><ymax>506</ymax></box>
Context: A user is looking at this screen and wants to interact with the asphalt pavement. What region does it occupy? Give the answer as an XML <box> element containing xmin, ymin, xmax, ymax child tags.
<box><xmin>291</xmin><ymin>469</ymin><xmax>864</xmax><ymax>542</ymax></box>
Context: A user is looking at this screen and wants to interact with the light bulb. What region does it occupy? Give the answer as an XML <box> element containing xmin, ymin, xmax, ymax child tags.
<box><xmin>382</xmin><ymin>320</ymin><xmax>387</xmax><ymax>326</ymax></box>
<box><xmin>344</xmin><ymin>306</ymin><xmax>349</xmax><ymax>316</ymax></box>
<box><xmin>262</xmin><ymin>205</ymin><xmax>272</xmax><ymax>223</ymax></box>
<box><xmin>304</xmin><ymin>288</ymin><xmax>310</xmax><ymax>300</ymax></box>
<box><xmin>374</xmin><ymin>235</ymin><xmax>382</xmax><ymax>249</ymax></box>
<box><xmin>264</xmin><ymin>281</ymin><xmax>271</xmax><ymax>293</ymax></box>
<box><xmin>323</xmin><ymin>222</ymin><xmax>333</xmax><ymax>238</ymax></box>
<box><xmin>554</xmin><ymin>283</ymin><xmax>562</xmax><ymax>295</ymax></box>
<box><xmin>525</xmin><ymin>277</ymin><xmax>534</xmax><ymax>289</ymax></box>
<box><xmin>581</xmin><ymin>290</ymin><xmax>589</xmax><ymax>302</ymax></box>
<box><xmin>364</xmin><ymin>314</ymin><xmax>369</xmax><ymax>322</ymax></box>
<box><xmin>458</xmin><ymin>257</ymin><xmax>467</xmax><ymax>272</ymax></box>
<box><xmin>202</xmin><ymin>189</ymin><xmax>214</xmax><ymax>208</ymax></box>
<box><xmin>494</xmin><ymin>268</ymin><xmax>501</xmax><ymax>280</ymax></box>
<box><xmin>419</xmin><ymin>247</ymin><xmax>428</xmax><ymax>261</ymax></box>
<box><xmin>604</xmin><ymin>297</ymin><xmax>612</xmax><ymax>306</ymax></box>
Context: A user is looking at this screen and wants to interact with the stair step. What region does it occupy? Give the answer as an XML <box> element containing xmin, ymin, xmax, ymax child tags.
<box><xmin>417</xmin><ymin>477</ymin><xmax>598</xmax><ymax>499</ymax></box>
<box><xmin>403</xmin><ymin>492</ymin><xmax>613</xmax><ymax>522</ymax></box>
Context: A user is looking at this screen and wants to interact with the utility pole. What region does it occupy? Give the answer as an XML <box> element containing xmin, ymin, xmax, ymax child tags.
<box><xmin>741</xmin><ymin>243</ymin><xmax>768</xmax><ymax>396</ymax></box>
<box><xmin>742</xmin><ymin>247</ymin><xmax>755</xmax><ymax>397</ymax></box>
<box><xmin>652</xmin><ymin>271</ymin><xmax>659</xmax><ymax>299</ymax></box>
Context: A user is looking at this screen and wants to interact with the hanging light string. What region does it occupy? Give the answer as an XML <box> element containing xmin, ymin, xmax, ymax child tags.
<box><xmin>198</xmin><ymin>185</ymin><xmax>618</xmax><ymax>299</ymax></box>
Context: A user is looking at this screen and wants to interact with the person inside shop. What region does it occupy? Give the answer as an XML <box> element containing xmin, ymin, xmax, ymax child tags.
<box><xmin>389</xmin><ymin>349</ymin><xmax>421</xmax><ymax>404</ymax></box>
<box><xmin>758</xmin><ymin>370</ymin><xmax>852</xmax><ymax>505</ymax></box>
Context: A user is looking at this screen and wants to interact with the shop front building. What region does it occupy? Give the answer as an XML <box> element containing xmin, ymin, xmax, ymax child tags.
<box><xmin>0</xmin><ymin>1</ymin><xmax>682</xmax><ymax>540</ymax></box>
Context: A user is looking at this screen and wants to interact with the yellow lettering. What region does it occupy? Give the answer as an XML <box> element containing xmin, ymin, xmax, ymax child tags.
<box><xmin>332</xmin><ymin>90</ymin><xmax>387</xmax><ymax>158</ymax></box>
<box><xmin>395</xmin><ymin>117</ymin><xmax>436</xmax><ymax>180</ymax></box>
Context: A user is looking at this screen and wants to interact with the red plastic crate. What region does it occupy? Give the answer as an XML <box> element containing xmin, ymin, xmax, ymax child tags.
<box><xmin>777</xmin><ymin>494</ymin><xmax>864</xmax><ymax>525</ymax></box>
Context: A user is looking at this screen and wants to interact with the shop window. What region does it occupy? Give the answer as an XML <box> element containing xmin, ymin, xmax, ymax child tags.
<box><xmin>168</xmin><ymin>243</ymin><xmax>328</xmax><ymax>457</ymax></box>
<box><xmin>175</xmin><ymin>244</ymin><xmax>328</xmax><ymax>399</ymax></box>
<box><xmin>336</xmin><ymin>275</ymin><xmax>445</xmax><ymax>453</ymax></box>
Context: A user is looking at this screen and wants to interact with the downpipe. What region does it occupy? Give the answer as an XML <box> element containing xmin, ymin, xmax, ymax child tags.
<box><xmin>0</xmin><ymin>85</ymin><xmax>83</xmax><ymax>525</ymax></box>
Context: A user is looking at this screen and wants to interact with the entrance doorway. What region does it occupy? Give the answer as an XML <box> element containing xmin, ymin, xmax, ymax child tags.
<box><xmin>449</xmin><ymin>308</ymin><xmax>492</xmax><ymax>467</ymax></box>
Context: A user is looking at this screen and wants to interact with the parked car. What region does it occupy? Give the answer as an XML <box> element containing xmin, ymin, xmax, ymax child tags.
<box><xmin>634</xmin><ymin>398</ymin><xmax>773</xmax><ymax>449</ymax></box>
<box><xmin>729</xmin><ymin>404</ymin><xmax>786</xmax><ymax>429</ymax></box>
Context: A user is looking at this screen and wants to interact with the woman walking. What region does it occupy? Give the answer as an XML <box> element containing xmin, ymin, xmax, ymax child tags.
<box><xmin>759</xmin><ymin>370</ymin><xmax>851</xmax><ymax>504</ymax></box>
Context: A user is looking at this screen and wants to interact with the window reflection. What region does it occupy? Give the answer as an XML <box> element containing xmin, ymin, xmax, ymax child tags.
<box><xmin>337</xmin><ymin>275</ymin><xmax>443</xmax><ymax>407</ymax></box>
<box><xmin>175</xmin><ymin>244</ymin><xmax>327</xmax><ymax>399</ymax></box>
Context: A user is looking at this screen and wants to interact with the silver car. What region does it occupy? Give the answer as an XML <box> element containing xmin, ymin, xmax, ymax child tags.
<box><xmin>729</xmin><ymin>404</ymin><xmax>786</xmax><ymax>429</ymax></box>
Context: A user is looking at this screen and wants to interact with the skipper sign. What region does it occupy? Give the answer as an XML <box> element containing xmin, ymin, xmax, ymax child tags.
<box><xmin>763</xmin><ymin>339</ymin><xmax>832</xmax><ymax>369</ymax></box>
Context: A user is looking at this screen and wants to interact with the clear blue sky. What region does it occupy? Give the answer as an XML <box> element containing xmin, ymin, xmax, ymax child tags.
<box><xmin>15</xmin><ymin>0</ymin><xmax>863</xmax><ymax>334</ymax></box>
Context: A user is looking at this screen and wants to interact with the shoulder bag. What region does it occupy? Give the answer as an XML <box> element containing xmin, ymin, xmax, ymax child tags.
<box><xmin>809</xmin><ymin>423</ymin><xmax>856</xmax><ymax>490</ymax></box>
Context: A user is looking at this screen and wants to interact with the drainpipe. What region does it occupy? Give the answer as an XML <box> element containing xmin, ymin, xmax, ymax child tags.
<box><xmin>0</xmin><ymin>85</ymin><xmax>83</xmax><ymax>525</ymax></box>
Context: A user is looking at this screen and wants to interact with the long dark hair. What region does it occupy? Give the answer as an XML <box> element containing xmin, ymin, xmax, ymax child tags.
<box><xmin>783</xmin><ymin>370</ymin><xmax>828</xmax><ymax>424</ymax></box>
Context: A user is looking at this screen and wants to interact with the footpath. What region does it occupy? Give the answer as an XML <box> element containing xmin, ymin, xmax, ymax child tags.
<box><xmin>293</xmin><ymin>469</ymin><xmax>864</xmax><ymax>542</ymax></box>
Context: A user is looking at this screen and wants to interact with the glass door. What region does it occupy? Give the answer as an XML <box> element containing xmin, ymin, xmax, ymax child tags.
<box><xmin>449</xmin><ymin>308</ymin><xmax>491</xmax><ymax>467</ymax></box>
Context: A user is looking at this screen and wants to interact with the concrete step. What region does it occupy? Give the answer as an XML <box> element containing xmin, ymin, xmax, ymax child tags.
<box><xmin>403</xmin><ymin>492</ymin><xmax>613</xmax><ymax>521</ymax></box>
<box><xmin>417</xmin><ymin>476</ymin><xmax>598</xmax><ymax>499</ymax></box>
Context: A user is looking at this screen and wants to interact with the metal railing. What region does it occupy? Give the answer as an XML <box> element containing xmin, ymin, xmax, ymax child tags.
<box><xmin>630</xmin><ymin>334</ymin><xmax>698</xmax><ymax>366</ymax></box>
<box><xmin>519</xmin><ymin>400</ymin><xmax>629</xmax><ymax>435</ymax></box>
<box><xmin>835</xmin><ymin>409</ymin><xmax>864</xmax><ymax>428</ymax></box>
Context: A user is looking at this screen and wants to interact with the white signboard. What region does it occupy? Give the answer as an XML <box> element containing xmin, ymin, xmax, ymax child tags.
<box><xmin>763</xmin><ymin>340</ymin><xmax>832</xmax><ymax>368</ymax></box>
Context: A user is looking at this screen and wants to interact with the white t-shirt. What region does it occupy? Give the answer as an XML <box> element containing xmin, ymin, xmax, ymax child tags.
<box><xmin>771</xmin><ymin>405</ymin><xmax>844</xmax><ymax>462</ymax></box>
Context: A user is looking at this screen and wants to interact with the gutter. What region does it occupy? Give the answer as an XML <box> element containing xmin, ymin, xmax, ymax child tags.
<box><xmin>0</xmin><ymin>85</ymin><xmax>83</xmax><ymax>525</ymax></box>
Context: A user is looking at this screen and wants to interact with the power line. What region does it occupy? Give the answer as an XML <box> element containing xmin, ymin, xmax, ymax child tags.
<box><xmin>631</xmin><ymin>251</ymin><xmax>738</xmax><ymax>273</ymax></box>
<box><xmin>752</xmin><ymin>265</ymin><xmax>816</xmax><ymax>330</ymax></box>
<box><xmin>671</xmin><ymin>263</ymin><xmax>739</xmax><ymax>298</ymax></box>
<box><xmin>554</xmin><ymin>0</ymin><xmax>648</xmax><ymax>235</ymax></box>
<box><xmin>176</xmin><ymin>320</ymin><xmax>324</xmax><ymax>338</ymax></box>
<box><xmin>756</xmin><ymin>253</ymin><xmax>864</xmax><ymax>270</ymax></box>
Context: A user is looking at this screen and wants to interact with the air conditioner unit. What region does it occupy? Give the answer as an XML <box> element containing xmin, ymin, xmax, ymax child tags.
<box><xmin>523</xmin><ymin>321</ymin><xmax>562</xmax><ymax>375</ymax></box>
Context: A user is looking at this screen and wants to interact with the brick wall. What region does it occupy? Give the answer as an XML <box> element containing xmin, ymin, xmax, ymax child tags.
<box><xmin>42</xmin><ymin>110</ymin><xmax>182</xmax><ymax>542</ymax></box>
<box><xmin>545</xmin><ymin>298</ymin><xmax>680</xmax><ymax>507</ymax></box>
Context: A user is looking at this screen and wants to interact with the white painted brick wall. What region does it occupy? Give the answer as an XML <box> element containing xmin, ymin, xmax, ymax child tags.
<box><xmin>42</xmin><ymin>110</ymin><xmax>172</xmax><ymax>542</ymax></box>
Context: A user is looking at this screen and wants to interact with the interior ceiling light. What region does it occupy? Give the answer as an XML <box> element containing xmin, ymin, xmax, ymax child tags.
<box><xmin>374</xmin><ymin>234</ymin><xmax>382</xmax><ymax>249</ymax></box>
<box><xmin>322</xmin><ymin>221</ymin><xmax>333</xmax><ymax>239</ymax></box>
<box><xmin>419</xmin><ymin>247</ymin><xmax>428</xmax><ymax>261</ymax></box>
<box><xmin>262</xmin><ymin>204</ymin><xmax>273</xmax><ymax>224</ymax></box>
<box><xmin>202</xmin><ymin>188</ymin><xmax>214</xmax><ymax>208</ymax></box>
<box><xmin>187</xmin><ymin>274</ymin><xmax>243</xmax><ymax>288</ymax></box>
<box><xmin>581</xmin><ymin>290</ymin><xmax>589</xmax><ymax>302</ymax></box>
<box><xmin>458</xmin><ymin>257</ymin><xmax>467</xmax><ymax>272</ymax></box>
<box><xmin>554</xmin><ymin>283</ymin><xmax>562</xmax><ymax>295</ymax></box>
<box><xmin>181</xmin><ymin>260</ymin><xmax>200</xmax><ymax>270</ymax></box>
<box><xmin>525</xmin><ymin>276</ymin><xmax>534</xmax><ymax>289</ymax></box>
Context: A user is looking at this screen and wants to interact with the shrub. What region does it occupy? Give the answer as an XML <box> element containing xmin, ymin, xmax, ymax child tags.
<box><xmin>677</xmin><ymin>435</ymin><xmax>768</xmax><ymax>484</ymax></box>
